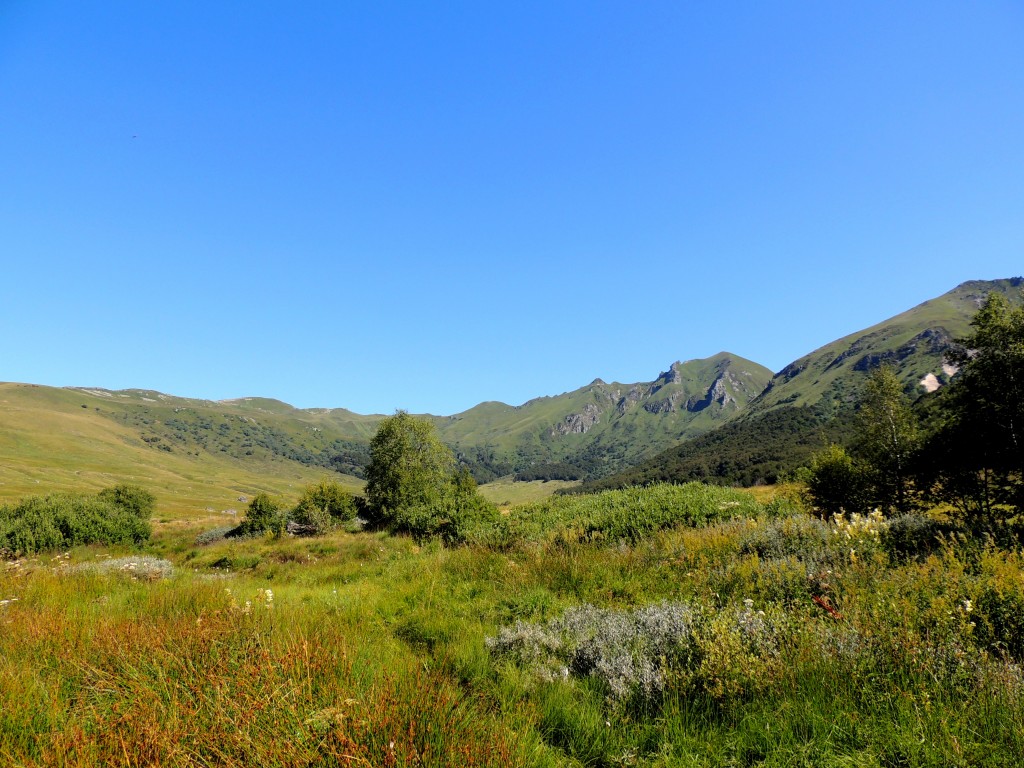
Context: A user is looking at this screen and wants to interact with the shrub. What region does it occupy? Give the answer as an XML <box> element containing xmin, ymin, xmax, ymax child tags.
<box><xmin>487</xmin><ymin>602</ymin><xmax>699</xmax><ymax>704</ymax></box>
<box><xmin>693</xmin><ymin>600</ymin><xmax>788</xmax><ymax>701</ymax></box>
<box><xmin>236</xmin><ymin>493</ymin><xmax>285</xmax><ymax>538</ymax></box>
<box><xmin>806</xmin><ymin>444</ymin><xmax>868</xmax><ymax>516</ymax></box>
<box><xmin>739</xmin><ymin>513</ymin><xmax>832</xmax><ymax>561</ymax></box>
<box><xmin>290</xmin><ymin>479</ymin><xmax>357</xmax><ymax>535</ymax></box>
<box><xmin>0</xmin><ymin>487</ymin><xmax>153</xmax><ymax>557</ymax></box>
<box><xmin>500</xmin><ymin>483</ymin><xmax>761</xmax><ymax>547</ymax></box>
<box><xmin>487</xmin><ymin>598</ymin><xmax>788</xmax><ymax>706</ymax></box>
<box><xmin>194</xmin><ymin>525</ymin><xmax>235</xmax><ymax>546</ymax></box>
<box><xmin>882</xmin><ymin>513</ymin><xmax>946</xmax><ymax>562</ymax></box>
<box><xmin>96</xmin><ymin>484</ymin><xmax>157</xmax><ymax>519</ymax></box>
<box><xmin>393</xmin><ymin>485</ymin><xmax>500</xmax><ymax>546</ymax></box>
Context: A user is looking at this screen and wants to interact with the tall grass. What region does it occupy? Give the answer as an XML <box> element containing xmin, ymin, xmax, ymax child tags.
<box><xmin>3</xmin><ymin>483</ymin><xmax>1023</xmax><ymax>765</ymax></box>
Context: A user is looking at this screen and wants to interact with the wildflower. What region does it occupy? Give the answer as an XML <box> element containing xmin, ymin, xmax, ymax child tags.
<box><xmin>962</xmin><ymin>599</ymin><xmax>973</xmax><ymax>614</ymax></box>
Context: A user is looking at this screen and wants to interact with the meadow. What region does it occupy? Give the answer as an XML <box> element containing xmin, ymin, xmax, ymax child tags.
<box><xmin>2</xmin><ymin>482</ymin><xmax>1022</xmax><ymax>766</ymax></box>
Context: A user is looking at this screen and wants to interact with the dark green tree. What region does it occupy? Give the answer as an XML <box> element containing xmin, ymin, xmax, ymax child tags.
<box><xmin>854</xmin><ymin>365</ymin><xmax>920</xmax><ymax>513</ymax></box>
<box><xmin>922</xmin><ymin>291</ymin><xmax>1024</xmax><ymax>522</ymax></box>
<box><xmin>806</xmin><ymin>444</ymin><xmax>868</xmax><ymax>516</ymax></box>
<box><xmin>238</xmin><ymin>493</ymin><xmax>285</xmax><ymax>538</ymax></box>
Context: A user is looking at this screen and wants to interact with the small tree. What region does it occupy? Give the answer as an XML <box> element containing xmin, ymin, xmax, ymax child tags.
<box><xmin>238</xmin><ymin>493</ymin><xmax>285</xmax><ymax>538</ymax></box>
<box><xmin>363</xmin><ymin>411</ymin><xmax>498</xmax><ymax>541</ymax></box>
<box><xmin>364</xmin><ymin>411</ymin><xmax>456</xmax><ymax>524</ymax></box>
<box><xmin>806</xmin><ymin>444</ymin><xmax>868</xmax><ymax>516</ymax></box>
<box><xmin>854</xmin><ymin>365</ymin><xmax>919</xmax><ymax>513</ymax></box>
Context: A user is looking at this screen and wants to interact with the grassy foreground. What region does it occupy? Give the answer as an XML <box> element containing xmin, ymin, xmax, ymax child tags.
<box><xmin>2</xmin><ymin>484</ymin><xmax>1023</xmax><ymax>766</ymax></box>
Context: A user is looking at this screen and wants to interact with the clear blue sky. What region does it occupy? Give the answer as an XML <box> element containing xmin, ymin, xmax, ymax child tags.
<box><xmin>2</xmin><ymin>2</ymin><xmax>1022</xmax><ymax>415</ymax></box>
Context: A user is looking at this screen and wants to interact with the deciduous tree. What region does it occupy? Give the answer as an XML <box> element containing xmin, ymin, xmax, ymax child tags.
<box><xmin>855</xmin><ymin>365</ymin><xmax>919</xmax><ymax>513</ymax></box>
<box><xmin>364</xmin><ymin>411</ymin><xmax>457</xmax><ymax>523</ymax></box>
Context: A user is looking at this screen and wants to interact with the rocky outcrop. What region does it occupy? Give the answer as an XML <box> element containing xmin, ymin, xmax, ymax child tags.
<box><xmin>616</xmin><ymin>386</ymin><xmax>644</xmax><ymax>415</ymax></box>
<box><xmin>551</xmin><ymin>403</ymin><xmax>602</xmax><ymax>435</ymax></box>
<box><xmin>852</xmin><ymin>328</ymin><xmax>953</xmax><ymax>372</ymax></box>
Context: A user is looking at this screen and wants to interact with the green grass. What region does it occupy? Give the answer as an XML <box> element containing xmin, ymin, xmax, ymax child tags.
<box><xmin>477</xmin><ymin>476</ymin><xmax>580</xmax><ymax>507</ymax></box>
<box><xmin>4</xmin><ymin>481</ymin><xmax>1022</xmax><ymax>765</ymax></box>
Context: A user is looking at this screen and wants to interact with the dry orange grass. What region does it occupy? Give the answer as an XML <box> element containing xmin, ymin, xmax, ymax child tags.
<box><xmin>0</xmin><ymin>573</ymin><xmax>524</xmax><ymax>767</ymax></box>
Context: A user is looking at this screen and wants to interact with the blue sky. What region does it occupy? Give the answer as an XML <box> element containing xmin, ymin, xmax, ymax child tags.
<box><xmin>2</xmin><ymin>2</ymin><xmax>1022</xmax><ymax>415</ymax></box>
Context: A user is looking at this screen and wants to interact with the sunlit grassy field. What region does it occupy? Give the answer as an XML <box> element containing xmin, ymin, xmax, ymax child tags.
<box><xmin>2</xmin><ymin>483</ymin><xmax>1023</xmax><ymax>766</ymax></box>
<box><xmin>0</xmin><ymin>383</ymin><xmax>364</xmax><ymax>523</ymax></box>
<box><xmin>476</xmin><ymin>476</ymin><xmax>580</xmax><ymax>508</ymax></box>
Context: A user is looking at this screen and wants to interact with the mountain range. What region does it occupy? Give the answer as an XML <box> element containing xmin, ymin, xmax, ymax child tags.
<box><xmin>1</xmin><ymin>277</ymin><xmax>1021</xmax><ymax>513</ymax></box>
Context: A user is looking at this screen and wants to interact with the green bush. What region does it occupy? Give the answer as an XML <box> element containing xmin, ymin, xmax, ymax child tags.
<box><xmin>96</xmin><ymin>484</ymin><xmax>157</xmax><ymax>519</ymax></box>
<box><xmin>0</xmin><ymin>487</ymin><xmax>153</xmax><ymax>557</ymax></box>
<box><xmin>738</xmin><ymin>513</ymin><xmax>832</xmax><ymax>561</ymax></box>
<box><xmin>290</xmin><ymin>478</ymin><xmax>357</xmax><ymax>534</ymax></box>
<box><xmin>882</xmin><ymin>513</ymin><xmax>946</xmax><ymax>562</ymax></box>
<box><xmin>394</xmin><ymin>486</ymin><xmax>500</xmax><ymax>546</ymax></box>
<box><xmin>807</xmin><ymin>444</ymin><xmax>868</xmax><ymax>516</ymax></box>
<box><xmin>236</xmin><ymin>493</ymin><xmax>285</xmax><ymax>538</ymax></box>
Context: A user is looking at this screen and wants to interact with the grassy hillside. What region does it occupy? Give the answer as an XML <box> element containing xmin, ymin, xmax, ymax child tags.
<box><xmin>0</xmin><ymin>383</ymin><xmax>363</xmax><ymax>522</ymax></box>
<box><xmin>4</xmin><ymin>278</ymin><xmax>1019</xmax><ymax>502</ymax></box>
<box><xmin>0</xmin><ymin>353</ymin><xmax>770</xmax><ymax>506</ymax></box>
<box><xmin>583</xmin><ymin>278</ymin><xmax>1024</xmax><ymax>490</ymax></box>
<box><xmin>440</xmin><ymin>352</ymin><xmax>772</xmax><ymax>478</ymax></box>
<box><xmin>752</xmin><ymin>277</ymin><xmax>1024</xmax><ymax>414</ymax></box>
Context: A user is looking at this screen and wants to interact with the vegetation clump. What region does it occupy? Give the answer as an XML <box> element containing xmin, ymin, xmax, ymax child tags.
<box><xmin>235</xmin><ymin>492</ymin><xmax>286</xmax><ymax>538</ymax></box>
<box><xmin>488</xmin><ymin>599</ymin><xmax>788</xmax><ymax>705</ymax></box>
<box><xmin>0</xmin><ymin>485</ymin><xmax>153</xmax><ymax>557</ymax></box>
<box><xmin>289</xmin><ymin>478</ymin><xmax>357</xmax><ymax>534</ymax></box>
<box><xmin>497</xmin><ymin>482</ymin><xmax>763</xmax><ymax>546</ymax></box>
<box><xmin>364</xmin><ymin>411</ymin><xmax>499</xmax><ymax>543</ymax></box>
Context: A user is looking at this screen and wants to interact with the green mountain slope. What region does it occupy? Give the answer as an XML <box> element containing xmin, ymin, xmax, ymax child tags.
<box><xmin>7</xmin><ymin>278</ymin><xmax>1017</xmax><ymax>507</ymax></box>
<box><xmin>0</xmin><ymin>383</ymin><xmax>363</xmax><ymax>522</ymax></box>
<box><xmin>581</xmin><ymin>277</ymin><xmax>1024</xmax><ymax>490</ymax></box>
<box><xmin>438</xmin><ymin>352</ymin><xmax>772</xmax><ymax>477</ymax></box>
<box><xmin>752</xmin><ymin>278</ymin><xmax>1024</xmax><ymax>415</ymax></box>
<box><xmin>0</xmin><ymin>353</ymin><xmax>771</xmax><ymax>515</ymax></box>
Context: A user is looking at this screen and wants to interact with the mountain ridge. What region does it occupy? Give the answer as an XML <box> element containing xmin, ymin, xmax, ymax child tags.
<box><xmin>577</xmin><ymin>276</ymin><xmax>1024</xmax><ymax>491</ymax></box>
<box><xmin>3</xmin><ymin>277</ymin><xmax>1022</xmax><ymax>509</ymax></box>
<box><xmin>14</xmin><ymin>350</ymin><xmax>770</xmax><ymax>487</ymax></box>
